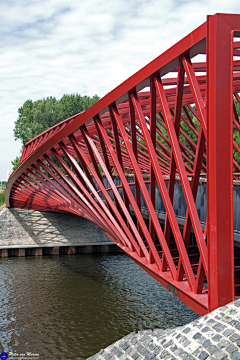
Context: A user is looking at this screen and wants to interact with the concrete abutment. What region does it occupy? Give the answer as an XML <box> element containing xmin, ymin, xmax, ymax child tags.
<box><xmin>0</xmin><ymin>208</ymin><xmax>121</xmax><ymax>257</ymax></box>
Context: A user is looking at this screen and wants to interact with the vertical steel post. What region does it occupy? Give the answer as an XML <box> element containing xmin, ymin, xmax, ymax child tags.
<box><xmin>207</xmin><ymin>14</ymin><xmax>238</xmax><ymax>311</ymax></box>
<box><xmin>149</xmin><ymin>76</ymin><xmax>156</xmax><ymax>245</ymax></box>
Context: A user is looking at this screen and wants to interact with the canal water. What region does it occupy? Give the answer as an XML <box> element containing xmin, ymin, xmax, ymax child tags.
<box><xmin>0</xmin><ymin>253</ymin><xmax>198</xmax><ymax>359</ymax></box>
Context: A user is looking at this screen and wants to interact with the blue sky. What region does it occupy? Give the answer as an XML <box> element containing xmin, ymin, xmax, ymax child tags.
<box><xmin>0</xmin><ymin>0</ymin><xmax>239</xmax><ymax>180</ymax></box>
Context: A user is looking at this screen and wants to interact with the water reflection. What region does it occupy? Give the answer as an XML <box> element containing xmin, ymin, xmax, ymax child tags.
<box><xmin>0</xmin><ymin>254</ymin><xmax>198</xmax><ymax>359</ymax></box>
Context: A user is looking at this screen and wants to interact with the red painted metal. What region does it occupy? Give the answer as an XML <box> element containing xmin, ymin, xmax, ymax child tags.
<box><xmin>207</xmin><ymin>14</ymin><xmax>240</xmax><ymax>311</ymax></box>
<box><xmin>5</xmin><ymin>13</ymin><xmax>240</xmax><ymax>315</ymax></box>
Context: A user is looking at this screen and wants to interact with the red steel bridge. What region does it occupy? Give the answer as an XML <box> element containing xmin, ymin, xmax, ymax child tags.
<box><xmin>5</xmin><ymin>13</ymin><xmax>240</xmax><ymax>315</ymax></box>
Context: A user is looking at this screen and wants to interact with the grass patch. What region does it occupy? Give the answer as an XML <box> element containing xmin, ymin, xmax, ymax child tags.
<box><xmin>0</xmin><ymin>192</ymin><xmax>5</xmax><ymax>206</ymax></box>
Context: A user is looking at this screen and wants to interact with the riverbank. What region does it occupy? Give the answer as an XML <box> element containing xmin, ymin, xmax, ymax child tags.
<box><xmin>0</xmin><ymin>207</ymin><xmax>118</xmax><ymax>256</ymax></box>
<box><xmin>88</xmin><ymin>299</ymin><xmax>240</xmax><ymax>360</ymax></box>
<box><xmin>0</xmin><ymin>192</ymin><xmax>5</xmax><ymax>207</ymax></box>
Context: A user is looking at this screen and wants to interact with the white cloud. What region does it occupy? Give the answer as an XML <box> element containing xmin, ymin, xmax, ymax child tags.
<box><xmin>0</xmin><ymin>0</ymin><xmax>239</xmax><ymax>179</ymax></box>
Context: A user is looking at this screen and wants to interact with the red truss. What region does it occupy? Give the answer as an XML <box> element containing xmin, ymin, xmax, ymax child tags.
<box><xmin>6</xmin><ymin>14</ymin><xmax>240</xmax><ymax>315</ymax></box>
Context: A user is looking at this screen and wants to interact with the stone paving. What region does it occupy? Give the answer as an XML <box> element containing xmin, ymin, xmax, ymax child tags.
<box><xmin>0</xmin><ymin>207</ymin><xmax>112</xmax><ymax>247</ymax></box>
<box><xmin>87</xmin><ymin>300</ymin><xmax>240</xmax><ymax>360</ymax></box>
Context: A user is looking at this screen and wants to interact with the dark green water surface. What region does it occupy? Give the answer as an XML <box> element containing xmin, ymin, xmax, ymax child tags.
<box><xmin>0</xmin><ymin>254</ymin><xmax>198</xmax><ymax>359</ymax></box>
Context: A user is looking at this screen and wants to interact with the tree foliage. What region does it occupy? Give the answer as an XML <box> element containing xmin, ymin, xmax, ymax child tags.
<box><xmin>12</xmin><ymin>94</ymin><xmax>100</xmax><ymax>170</ymax></box>
<box><xmin>233</xmin><ymin>97</ymin><xmax>240</xmax><ymax>168</ymax></box>
<box><xmin>11</xmin><ymin>156</ymin><xmax>21</xmax><ymax>171</ymax></box>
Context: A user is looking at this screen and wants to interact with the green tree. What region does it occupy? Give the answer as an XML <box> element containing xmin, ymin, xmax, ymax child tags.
<box><xmin>11</xmin><ymin>156</ymin><xmax>21</xmax><ymax>171</ymax></box>
<box><xmin>233</xmin><ymin>97</ymin><xmax>240</xmax><ymax>168</ymax></box>
<box><xmin>12</xmin><ymin>93</ymin><xmax>100</xmax><ymax>170</ymax></box>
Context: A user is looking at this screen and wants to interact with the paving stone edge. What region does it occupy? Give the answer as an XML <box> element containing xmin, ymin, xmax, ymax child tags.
<box><xmin>87</xmin><ymin>299</ymin><xmax>240</xmax><ymax>360</ymax></box>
